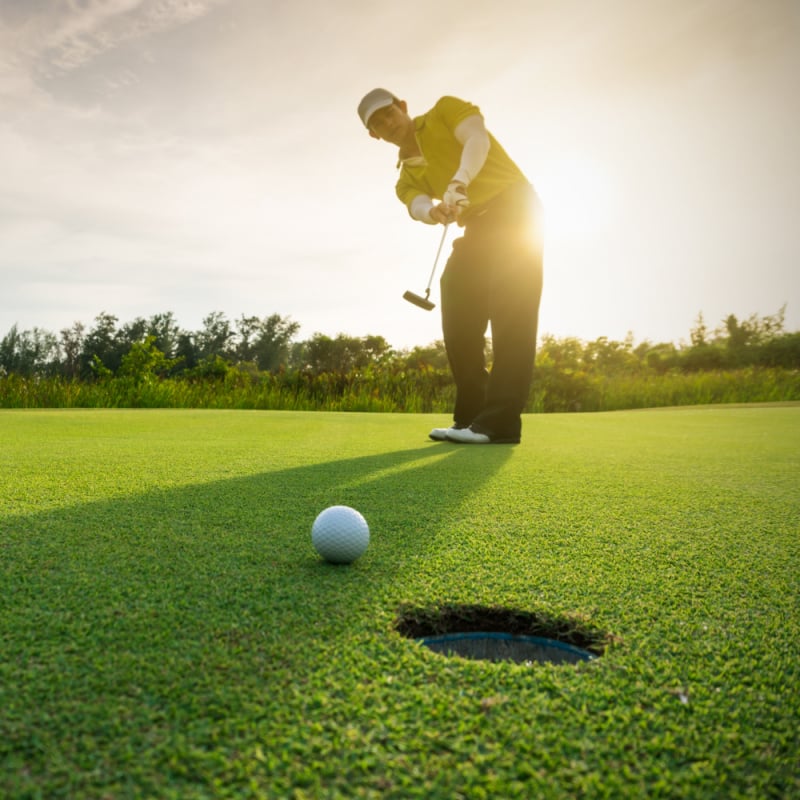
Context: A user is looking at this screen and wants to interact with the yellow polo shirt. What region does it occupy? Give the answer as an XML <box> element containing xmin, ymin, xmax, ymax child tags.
<box><xmin>395</xmin><ymin>96</ymin><xmax>527</xmax><ymax>221</ymax></box>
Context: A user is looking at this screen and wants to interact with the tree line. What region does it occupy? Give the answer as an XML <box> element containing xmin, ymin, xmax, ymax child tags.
<box><xmin>1</xmin><ymin>306</ymin><xmax>797</xmax><ymax>381</ymax></box>
<box><xmin>0</xmin><ymin>311</ymin><xmax>398</xmax><ymax>380</ymax></box>
<box><xmin>0</xmin><ymin>306</ymin><xmax>798</xmax><ymax>413</ymax></box>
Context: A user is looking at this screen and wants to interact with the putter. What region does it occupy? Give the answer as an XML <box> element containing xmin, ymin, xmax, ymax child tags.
<box><xmin>403</xmin><ymin>224</ymin><xmax>449</xmax><ymax>311</ymax></box>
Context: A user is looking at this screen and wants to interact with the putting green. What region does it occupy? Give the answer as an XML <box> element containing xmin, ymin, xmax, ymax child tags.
<box><xmin>1</xmin><ymin>407</ymin><xmax>798</xmax><ymax>798</ymax></box>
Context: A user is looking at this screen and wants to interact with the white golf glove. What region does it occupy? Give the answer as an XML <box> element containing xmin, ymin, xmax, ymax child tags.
<box><xmin>442</xmin><ymin>181</ymin><xmax>469</xmax><ymax>213</ymax></box>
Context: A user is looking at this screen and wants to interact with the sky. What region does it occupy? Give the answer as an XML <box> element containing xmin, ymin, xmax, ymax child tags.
<box><xmin>1</xmin><ymin>0</ymin><xmax>798</xmax><ymax>351</ymax></box>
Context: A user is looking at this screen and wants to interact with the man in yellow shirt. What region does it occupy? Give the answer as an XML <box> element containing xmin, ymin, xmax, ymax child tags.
<box><xmin>358</xmin><ymin>89</ymin><xmax>544</xmax><ymax>444</ymax></box>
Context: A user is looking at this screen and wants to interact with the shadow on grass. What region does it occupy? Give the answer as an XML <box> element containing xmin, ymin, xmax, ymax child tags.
<box><xmin>2</xmin><ymin>441</ymin><xmax>514</xmax><ymax>660</ymax></box>
<box><xmin>0</xmin><ymin>440</ymin><xmax>519</xmax><ymax>790</ymax></box>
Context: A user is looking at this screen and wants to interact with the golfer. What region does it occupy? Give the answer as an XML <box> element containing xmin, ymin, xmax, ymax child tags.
<box><xmin>358</xmin><ymin>89</ymin><xmax>544</xmax><ymax>444</ymax></box>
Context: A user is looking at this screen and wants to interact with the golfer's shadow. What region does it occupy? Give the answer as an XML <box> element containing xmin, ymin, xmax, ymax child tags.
<box><xmin>277</xmin><ymin>442</ymin><xmax>514</xmax><ymax>570</ymax></box>
<box><xmin>3</xmin><ymin>440</ymin><xmax>514</xmax><ymax>639</ymax></box>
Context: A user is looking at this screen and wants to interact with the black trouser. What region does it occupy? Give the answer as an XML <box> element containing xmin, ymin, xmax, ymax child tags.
<box><xmin>439</xmin><ymin>182</ymin><xmax>543</xmax><ymax>441</ymax></box>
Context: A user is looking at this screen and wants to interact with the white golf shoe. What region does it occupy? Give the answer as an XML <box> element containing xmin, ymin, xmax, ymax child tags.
<box><xmin>429</xmin><ymin>425</ymin><xmax>466</xmax><ymax>441</ymax></box>
<box><xmin>445</xmin><ymin>427</ymin><xmax>491</xmax><ymax>444</ymax></box>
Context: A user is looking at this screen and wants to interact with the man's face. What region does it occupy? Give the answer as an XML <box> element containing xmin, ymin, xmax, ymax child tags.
<box><xmin>368</xmin><ymin>101</ymin><xmax>413</xmax><ymax>145</ymax></box>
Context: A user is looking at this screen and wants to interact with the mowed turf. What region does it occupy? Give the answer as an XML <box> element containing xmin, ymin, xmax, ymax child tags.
<box><xmin>0</xmin><ymin>407</ymin><xmax>798</xmax><ymax>799</ymax></box>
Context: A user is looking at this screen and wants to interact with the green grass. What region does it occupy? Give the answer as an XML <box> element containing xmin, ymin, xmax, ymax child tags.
<box><xmin>1</xmin><ymin>407</ymin><xmax>798</xmax><ymax>799</ymax></box>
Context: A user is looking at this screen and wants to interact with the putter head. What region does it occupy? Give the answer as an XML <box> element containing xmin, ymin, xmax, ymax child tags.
<box><xmin>403</xmin><ymin>290</ymin><xmax>435</xmax><ymax>311</ymax></box>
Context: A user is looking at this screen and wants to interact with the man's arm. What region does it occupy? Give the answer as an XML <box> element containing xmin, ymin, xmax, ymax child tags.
<box><xmin>406</xmin><ymin>114</ymin><xmax>491</xmax><ymax>225</ymax></box>
<box><xmin>441</xmin><ymin>115</ymin><xmax>491</xmax><ymax>216</ymax></box>
<box><xmin>451</xmin><ymin>115</ymin><xmax>491</xmax><ymax>186</ymax></box>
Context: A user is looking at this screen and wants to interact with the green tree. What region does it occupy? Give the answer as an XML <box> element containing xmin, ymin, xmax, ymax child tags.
<box><xmin>0</xmin><ymin>325</ymin><xmax>59</xmax><ymax>377</ymax></box>
<box><xmin>684</xmin><ymin>311</ymin><xmax>723</xmax><ymax>371</ymax></box>
<box><xmin>399</xmin><ymin>340</ymin><xmax>450</xmax><ymax>370</ymax></box>
<box><xmin>297</xmin><ymin>333</ymin><xmax>391</xmax><ymax>374</ymax></box>
<box><xmin>638</xmin><ymin>341</ymin><xmax>678</xmax><ymax>373</ymax></box>
<box><xmin>690</xmin><ymin>312</ymin><xmax>708</xmax><ymax>347</ymax></box>
<box><xmin>251</xmin><ymin>314</ymin><xmax>300</xmax><ymax>372</ymax></box>
<box><xmin>118</xmin><ymin>317</ymin><xmax>149</xmax><ymax>350</ymax></box>
<box><xmin>196</xmin><ymin>312</ymin><xmax>234</xmax><ymax>361</ymax></box>
<box><xmin>359</xmin><ymin>335</ymin><xmax>393</xmax><ymax>366</ymax></box>
<box><xmin>538</xmin><ymin>335</ymin><xmax>584</xmax><ymax>373</ymax></box>
<box><xmin>118</xmin><ymin>336</ymin><xmax>182</xmax><ymax>384</ymax></box>
<box><xmin>758</xmin><ymin>331</ymin><xmax>800</xmax><ymax>368</ymax></box>
<box><xmin>232</xmin><ymin>314</ymin><xmax>299</xmax><ymax>371</ymax></box>
<box><xmin>234</xmin><ymin>315</ymin><xmax>261</xmax><ymax>364</ymax></box>
<box><xmin>80</xmin><ymin>312</ymin><xmax>121</xmax><ymax>377</ymax></box>
<box><xmin>583</xmin><ymin>334</ymin><xmax>639</xmax><ymax>375</ymax></box>
<box><xmin>59</xmin><ymin>322</ymin><xmax>85</xmax><ymax>379</ymax></box>
<box><xmin>175</xmin><ymin>331</ymin><xmax>200</xmax><ymax>371</ymax></box>
<box><xmin>0</xmin><ymin>324</ymin><xmax>22</xmax><ymax>374</ymax></box>
<box><xmin>147</xmin><ymin>312</ymin><xmax>182</xmax><ymax>360</ymax></box>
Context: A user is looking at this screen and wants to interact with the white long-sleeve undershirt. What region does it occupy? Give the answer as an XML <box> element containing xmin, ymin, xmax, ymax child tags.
<box><xmin>409</xmin><ymin>114</ymin><xmax>491</xmax><ymax>223</ymax></box>
<box><xmin>451</xmin><ymin>115</ymin><xmax>491</xmax><ymax>185</ymax></box>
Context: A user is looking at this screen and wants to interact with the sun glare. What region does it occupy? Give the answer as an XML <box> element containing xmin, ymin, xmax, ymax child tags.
<box><xmin>535</xmin><ymin>156</ymin><xmax>618</xmax><ymax>241</ymax></box>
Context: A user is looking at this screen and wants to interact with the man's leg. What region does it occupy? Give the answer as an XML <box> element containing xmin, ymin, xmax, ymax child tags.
<box><xmin>471</xmin><ymin>234</ymin><xmax>543</xmax><ymax>441</ymax></box>
<box><xmin>439</xmin><ymin>238</ymin><xmax>490</xmax><ymax>427</ymax></box>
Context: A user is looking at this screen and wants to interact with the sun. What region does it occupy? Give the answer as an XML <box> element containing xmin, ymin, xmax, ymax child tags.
<box><xmin>534</xmin><ymin>155</ymin><xmax>619</xmax><ymax>241</ymax></box>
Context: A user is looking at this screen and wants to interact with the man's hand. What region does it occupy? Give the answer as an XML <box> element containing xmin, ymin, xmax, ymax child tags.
<box><xmin>430</xmin><ymin>203</ymin><xmax>456</xmax><ymax>224</ymax></box>
<box><xmin>443</xmin><ymin>181</ymin><xmax>469</xmax><ymax>211</ymax></box>
<box><xmin>430</xmin><ymin>182</ymin><xmax>469</xmax><ymax>224</ymax></box>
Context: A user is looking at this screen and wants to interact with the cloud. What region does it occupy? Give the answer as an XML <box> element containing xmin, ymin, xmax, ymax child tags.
<box><xmin>1</xmin><ymin>0</ymin><xmax>230</xmax><ymax>83</ymax></box>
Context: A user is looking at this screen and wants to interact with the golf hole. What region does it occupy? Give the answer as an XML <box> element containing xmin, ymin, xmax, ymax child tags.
<box><xmin>395</xmin><ymin>604</ymin><xmax>610</xmax><ymax>666</ymax></box>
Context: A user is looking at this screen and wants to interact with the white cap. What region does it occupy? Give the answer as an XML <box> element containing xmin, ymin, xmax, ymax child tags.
<box><xmin>357</xmin><ymin>88</ymin><xmax>397</xmax><ymax>128</ymax></box>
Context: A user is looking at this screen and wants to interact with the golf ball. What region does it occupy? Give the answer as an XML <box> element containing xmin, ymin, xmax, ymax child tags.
<box><xmin>311</xmin><ymin>505</ymin><xmax>370</xmax><ymax>564</ymax></box>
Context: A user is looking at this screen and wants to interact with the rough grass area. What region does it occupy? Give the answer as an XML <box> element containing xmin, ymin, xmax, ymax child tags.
<box><xmin>1</xmin><ymin>407</ymin><xmax>798</xmax><ymax>799</ymax></box>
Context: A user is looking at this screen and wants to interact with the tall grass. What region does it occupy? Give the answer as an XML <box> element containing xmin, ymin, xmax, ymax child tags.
<box><xmin>1</xmin><ymin>367</ymin><xmax>797</xmax><ymax>411</ymax></box>
<box><xmin>597</xmin><ymin>368</ymin><xmax>800</xmax><ymax>410</ymax></box>
<box><xmin>533</xmin><ymin>366</ymin><xmax>800</xmax><ymax>412</ymax></box>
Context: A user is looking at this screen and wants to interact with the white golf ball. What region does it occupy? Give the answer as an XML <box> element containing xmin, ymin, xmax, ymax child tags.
<box><xmin>311</xmin><ymin>505</ymin><xmax>370</xmax><ymax>564</ymax></box>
